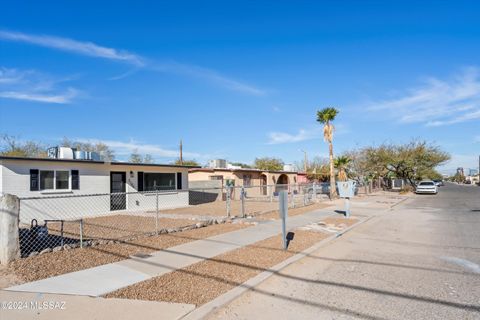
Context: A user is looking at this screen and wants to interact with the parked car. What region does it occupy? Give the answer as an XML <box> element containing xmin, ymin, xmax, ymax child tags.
<box><xmin>433</xmin><ymin>179</ymin><xmax>444</xmax><ymax>187</ymax></box>
<box><xmin>415</xmin><ymin>180</ymin><xmax>438</xmax><ymax>194</ymax></box>
<box><xmin>465</xmin><ymin>180</ymin><xmax>472</xmax><ymax>185</ymax></box>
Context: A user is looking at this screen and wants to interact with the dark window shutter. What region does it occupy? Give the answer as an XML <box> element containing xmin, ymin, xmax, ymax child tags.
<box><xmin>137</xmin><ymin>172</ymin><xmax>144</xmax><ymax>191</ymax></box>
<box><xmin>30</xmin><ymin>169</ymin><xmax>39</xmax><ymax>191</ymax></box>
<box><xmin>71</xmin><ymin>170</ymin><xmax>80</xmax><ymax>190</ymax></box>
<box><xmin>176</xmin><ymin>172</ymin><xmax>182</xmax><ymax>190</ymax></box>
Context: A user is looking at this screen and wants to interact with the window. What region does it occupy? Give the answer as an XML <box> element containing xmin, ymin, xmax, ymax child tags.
<box><xmin>37</xmin><ymin>170</ymin><xmax>72</xmax><ymax>191</ymax></box>
<box><xmin>210</xmin><ymin>175</ymin><xmax>223</xmax><ymax>181</ymax></box>
<box><xmin>56</xmin><ymin>171</ymin><xmax>70</xmax><ymax>190</ymax></box>
<box><xmin>144</xmin><ymin>173</ymin><xmax>176</xmax><ymax>191</ymax></box>
<box><xmin>40</xmin><ymin>171</ymin><xmax>54</xmax><ymax>190</ymax></box>
<box><xmin>243</xmin><ymin>174</ymin><xmax>252</xmax><ymax>187</ymax></box>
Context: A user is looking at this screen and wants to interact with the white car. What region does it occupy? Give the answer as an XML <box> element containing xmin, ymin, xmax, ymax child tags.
<box><xmin>415</xmin><ymin>181</ymin><xmax>438</xmax><ymax>194</ymax></box>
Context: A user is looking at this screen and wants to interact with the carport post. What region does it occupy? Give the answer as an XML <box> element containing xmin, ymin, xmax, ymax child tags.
<box><xmin>226</xmin><ymin>186</ymin><xmax>231</xmax><ymax>217</ymax></box>
<box><xmin>155</xmin><ymin>189</ymin><xmax>159</xmax><ymax>234</ymax></box>
<box><xmin>241</xmin><ymin>187</ymin><xmax>246</xmax><ymax>218</ymax></box>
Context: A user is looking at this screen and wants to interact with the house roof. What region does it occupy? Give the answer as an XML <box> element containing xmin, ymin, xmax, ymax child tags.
<box><xmin>189</xmin><ymin>167</ymin><xmax>298</xmax><ymax>174</ymax></box>
<box><xmin>0</xmin><ymin>156</ymin><xmax>200</xmax><ymax>169</ymax></box>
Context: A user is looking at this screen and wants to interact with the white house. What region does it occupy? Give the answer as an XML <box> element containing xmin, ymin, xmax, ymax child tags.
<box><xmin>0</xmin><ymin>155</ymin><xmax>197</xmax><ymax>223</ymax></box>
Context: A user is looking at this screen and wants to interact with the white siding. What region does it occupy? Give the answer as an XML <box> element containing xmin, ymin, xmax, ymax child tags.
<box><xmin>0</xmin><ymin>159</ymin><xmax>190</xmax><ymax>224</ymax></box>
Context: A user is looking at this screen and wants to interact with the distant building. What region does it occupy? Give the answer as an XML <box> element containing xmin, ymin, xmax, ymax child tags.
<box><xmin>468</xmin><ymin>168</ymin><xmax>479</xmax><ymax>176</ymax></box>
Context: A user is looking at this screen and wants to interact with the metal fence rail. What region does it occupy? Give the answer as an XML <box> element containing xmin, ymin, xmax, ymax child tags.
<box><xmin>18</xmin><ymin>183</ymin><xmax>324</xmax><ymax>257</ymax></box>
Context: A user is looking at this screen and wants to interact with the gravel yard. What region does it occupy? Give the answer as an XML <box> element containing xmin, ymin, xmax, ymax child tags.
<box><xmin>106</xmin><ymin>229</ymin><xmax>329</xmax><ymax>306</ymax></box>
<box><xmin>5</xmin><ymin>223</ymin><xmax>249</xmax><ymax>287</ymax></box>
<box><xmin>44</xmin><ymin>215</ymin><xmax>197</xmax><ymax>240</ymax></box>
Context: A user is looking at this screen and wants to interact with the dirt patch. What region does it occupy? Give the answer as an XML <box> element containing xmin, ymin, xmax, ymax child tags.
<box><xmin>321</xmin><ymin>216</ymin><xmax>359</xmax><ymax>228</ymax></box>
<box><xmin>8</xmin><ymin>223</ymin><xmax>249</xmax><ymax>284</ymax></box>
<box><xmin>255</xmin><ymin>201</ymin><xmax>333</xmax><ymax>220</ymax></box>
<box><xmin>106</xmin><ymin>230</ymin><xmax>329</xmax><ymax>306</ymax></box>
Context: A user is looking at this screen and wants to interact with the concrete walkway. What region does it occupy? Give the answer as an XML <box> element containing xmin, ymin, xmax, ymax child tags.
<box><xmin>0</xmin><ymin>290</ymin><xmax>195</xmax><ymax>320</ymax></box>
<box><xmin>6</xmin><ymin>208</ymin><xmax>334</xmax><ymax>297</ymax></box>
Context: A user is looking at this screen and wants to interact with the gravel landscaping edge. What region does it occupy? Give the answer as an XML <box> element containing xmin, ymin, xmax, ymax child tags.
<box><xmin>181</xmin><ymin>215</ymin><xmax>370</xmax><ymax>320</ymax></box>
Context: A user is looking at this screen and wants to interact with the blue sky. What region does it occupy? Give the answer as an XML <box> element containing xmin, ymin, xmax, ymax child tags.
<box><xmin>1</xmin><ymin>1</ymin><xmax>479</xmax><ymax>173</ymax></box>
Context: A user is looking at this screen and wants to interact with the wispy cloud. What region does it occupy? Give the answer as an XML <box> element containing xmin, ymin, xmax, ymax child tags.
<box><xmin>0</xmin><ymin>29</ymin><xmax>265</xmax><ymax>95</ymax></box>
<box><xmin>268</xmin><ymin>124</ymin><xmax>349</xmax><ymax>145</ymax></box>
<box><xmin>0</xmin><ymin>67</ymin><xmax>79</xmax><ymax>104</ymax></box>
<box><xmin>0</xmin><ymin>30</ymin><xmax>144</xmax><ymax>66</ymax></box>
<box><xmin>367</xmin><ymin>67</ymin><xmax>480</xmax><ymax>126</ymax></box>
<box><xmin>0</xmin><ymin>88</ymin><xmax>77</xmax><ymax>104</ymax></box>
<box><xmin>268</xmin><ymin>129</ymin><xmax>316</xmax><ymax>144</ymax></box>
<box><xmin>76</xmin><ymin>138</ymin><xmax>208</xmax><ymax>160</ymax></box>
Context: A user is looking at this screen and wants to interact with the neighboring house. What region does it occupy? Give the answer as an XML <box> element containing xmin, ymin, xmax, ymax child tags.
<box><xmin>0</xmin><ymin>156</ymin><xmax>197</xmax><ymax>222</ymax></box>
<box><xmin>297</xmin><ymin>172</ymin><xmax>309</xmax><ymax>184</ymax></box>
<box><xmin>189</xmin><ymin>168</ymin><xmax>298</xmax><ymax>198</ymax></box>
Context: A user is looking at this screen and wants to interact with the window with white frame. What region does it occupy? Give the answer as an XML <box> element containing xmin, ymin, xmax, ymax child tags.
<box><xmin>39</xmin><ymin>170</ymin><xmax>70</xmax><ymax>190</ymax></box>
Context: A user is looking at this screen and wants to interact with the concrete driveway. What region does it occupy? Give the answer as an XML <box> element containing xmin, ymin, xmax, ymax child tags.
<box><xmin>207</xmin><ymin>183</ymin><xmax>480</xmax><ymax>320</ymax></box>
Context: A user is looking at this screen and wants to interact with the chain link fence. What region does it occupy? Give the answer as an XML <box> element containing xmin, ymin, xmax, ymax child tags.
<box><xmin>18</xmin><ymin>183</ymin><xmax>324</xmax><ymax>258</ymax></box>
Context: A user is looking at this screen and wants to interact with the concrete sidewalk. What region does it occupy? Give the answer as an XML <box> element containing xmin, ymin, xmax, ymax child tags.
<box><xmin>0</xmin><ymin>290</ymin><xmax>195</xmax><ymax>320</ymax></box>
<box><xmin>6</xmin><ymin>208</ymin><xmax>335</xmax><ymax>297</ymax></box>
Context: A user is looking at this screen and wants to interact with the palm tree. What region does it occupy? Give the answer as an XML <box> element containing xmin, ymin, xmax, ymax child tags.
<box><xmin>334</xmin><ymin>155</ymin><xmax>351</xmax><ymax>181</ymax></box>
<box><xmin>317</xmin><ymin>107</ymin><xmax>339</xmax><ymax>198</ymax></box>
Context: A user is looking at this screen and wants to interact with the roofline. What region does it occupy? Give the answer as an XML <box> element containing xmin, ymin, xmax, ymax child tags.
<box><xmin>0</xmin><ymin>156</ymin><xmax>200</xmax><ymax>169</ymax></box>
<box><xmin>189</xmin><ymin>167</ymin><xmax>298</xmax><ymax>174</ymax></box>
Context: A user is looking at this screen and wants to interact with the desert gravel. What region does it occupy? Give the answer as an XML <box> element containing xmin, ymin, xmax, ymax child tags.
<box><xmin>8</xmin><ymin>223</ymin><xmax>249</xmax><ymax>284</ymax></box>
<box><xmin>106</xmin><ymin>230</ymin><xmax>329</xmax><ymax>306</ymax></box>
<box><xmin>255</xmin><ymin>201</ymin><xmax>333</xmax><ymax>220</ymax></box>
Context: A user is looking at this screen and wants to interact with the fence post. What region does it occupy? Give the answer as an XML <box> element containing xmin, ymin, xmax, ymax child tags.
<box><xmin>226</xmin><ymin>186</ymin><xmax>231</xmax><ymax>217</ymax></box>
<box><xmin>79</xmin><ymin>219</ymin><xmax>84</xmax><ymax>248</ymax></box>
<box><xmin>290</xmin><ymin>189</ymin><xmax>295</xmax><ymax>208</ymax></box>
<box><xmin>0</xmin><ymin>194</ymin><xmax>20</xmax><ymax>264</ymax></box>
<box><xmin>241</xmin><ymin>187</ymin><xmax>246</xmax><ymax>218</ymax></box>
<box><xmin>155</xmin><ymin>189</ymin><xmax>159</xmax><ymax>235</ymax></box>
<box><xmin>269</xmin><ymin>185</ymin><xmax>273</xmax><ymax>202</ymax></box>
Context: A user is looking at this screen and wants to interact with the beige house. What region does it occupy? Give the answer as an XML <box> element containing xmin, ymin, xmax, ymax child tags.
<box><xmin>189</xmin><ymin>168</ymin><xmax>298</xmax><ymax>198</ymax></box>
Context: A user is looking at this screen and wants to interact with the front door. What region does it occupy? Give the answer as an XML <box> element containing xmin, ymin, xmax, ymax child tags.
<box><xmin>110</xmin><ymin>172</ymin><xmax>126</xmax><ymax>211</ymax></box>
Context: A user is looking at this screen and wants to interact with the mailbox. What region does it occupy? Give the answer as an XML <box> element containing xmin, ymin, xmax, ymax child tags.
<box><xmin>337</xmin><ymin>180</ymin><xmax>356</xmax><ymax>198</ymax></box>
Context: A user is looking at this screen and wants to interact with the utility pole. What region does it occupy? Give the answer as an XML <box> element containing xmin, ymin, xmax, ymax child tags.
<box><xmin>179</xmin><ymin>139</ymin><xmax>183</xmax><ymax>165</ymax></box>
<box><xmin>300</xmin><ymin>149</ymin><xmax>308</xmax><ymax>172</ymax></box>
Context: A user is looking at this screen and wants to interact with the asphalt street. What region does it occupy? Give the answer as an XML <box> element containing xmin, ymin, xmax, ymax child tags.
<box><xmin>208</xmin><ymin>183</ymin><xmax>480</xmax><ymax>320</ymax></box>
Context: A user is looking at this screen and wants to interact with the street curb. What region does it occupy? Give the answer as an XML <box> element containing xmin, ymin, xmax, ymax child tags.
<box><xmin>180</xmin><ymin>215</ymin><xmax>374</xmax><ymax>320</ymax></box>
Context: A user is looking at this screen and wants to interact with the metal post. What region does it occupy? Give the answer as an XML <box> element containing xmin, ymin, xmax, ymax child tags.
<box><xmin>345</xmin><ymin>197</ymin><xmax>350</xmax><ymax>218</ymax></box>
<box><xmin>241</xmin><ymin>187</ymin><xmax>245</xmax><ymax>218</ymax></box>
<box><xmin>155</xmin><ymin>189</ymin><xmax>159</xmax><ymax>234</ymax></box>
<box><xmin>79</xmin><ymin>219</ymin><xmax>84</xmax><ymax>248</ymax></box>
<box><xmin>279</xmin><ymin>191</ymin><xmax>288</xmax><ymax>250</ymax></box>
